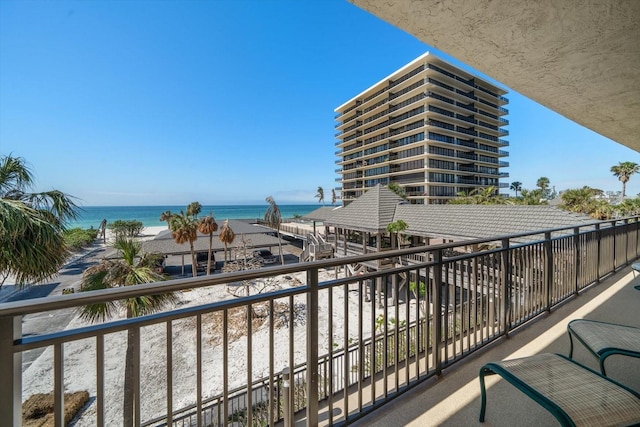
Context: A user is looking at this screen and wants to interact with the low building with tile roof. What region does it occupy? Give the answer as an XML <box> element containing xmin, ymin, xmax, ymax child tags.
<box><xmin>315</xmin><ymin>185</ymin><xmax>598</xmax><ymax>262</ymax></box>
<box><xmin>142</xmin><ymin>219</ymin><xmax>281</xmax><ymax>257</ymax></box>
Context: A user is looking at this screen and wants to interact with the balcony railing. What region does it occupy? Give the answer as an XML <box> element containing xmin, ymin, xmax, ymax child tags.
<box><xmin>2</xmin><ymin>219</ymin><xmax>639</xmax><ymax>426</ymax></box>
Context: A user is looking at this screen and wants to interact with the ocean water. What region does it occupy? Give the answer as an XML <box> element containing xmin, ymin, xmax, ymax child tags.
<box><xmin>68</xmin><ymin>204</ymin><xmax>327</xmax><ymax>230</ymax></box>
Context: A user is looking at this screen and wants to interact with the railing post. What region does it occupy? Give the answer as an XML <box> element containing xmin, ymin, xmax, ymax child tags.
<box><xmin>624</xmin><ymin>218</ymin><xmax>630</xmax><ymax>266</ymax></box>
<box><xmin>544</xmin><ymin>232</ymin><xmax>553</xmax><ymax>312</ymax></box>
<box><xmin>500</xmin><ymin>239</ymin><xmax>511</xmax><ymax>338</ymax></box>
<box><xmin>282</xmin><ymin>368</ymin><xmax>291</xmax><ymax>427</ymax></box>
<box><xmin>636</xmin><ymin>217</ymin><xmax>640</xmax><ymax>259</ymax></box>
<box><xmin>0</xmin><ymin>315</ymin><xmax>22</xmax><ymax>426</ymax></box>
<box><xmin>432</xmin><ymin>249</ymin><xmax>443</xmax><ymax>376</ymax></box>
<box><xmin>612</xmin><ymin>220</ymin><xmax>617</xmax><ymax>271</ymax></box>
<box><xmin>306</xmin><ymin>267</ymin><xmax>319</xmax><ymax>426</ymax></box>
<box><xmin>574</xmin><ymin>227</ymin><xmax>580</xmax><ymax>295</ymax></box>
<box><xmin>596</xmin><ymin>223</ymin><xmax>602</xmax><ymax>282</ymax></box>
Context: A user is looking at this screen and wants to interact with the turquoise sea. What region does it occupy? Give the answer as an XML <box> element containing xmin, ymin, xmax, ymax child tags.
<box><xmin>69</xmin><ymin>204</ymin><xmax>326</xmax><ymax>230</ymax></box>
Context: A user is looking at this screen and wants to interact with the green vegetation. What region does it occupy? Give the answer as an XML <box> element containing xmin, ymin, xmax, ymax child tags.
<box><xmin>510</xmin><ymin>181</ymin><xmax>522</xmax><ymax>198</ymax></box>
<box><xmin>64</xmin><ymin>227</ymin><xmax>99</xmax><ymax>250</ymax></box>
<box><xmin>108</xmin><ymin>219</ymin><xmax>143</xmax><ymax>238</ymax></box>
<box><xmin>264</xmin><ymin>196</ymin><xmax>284</xmax><ymax>265</ymax></box>
<box><xmin>387</xmin><ymin>182</ymin><xmax>407</xmax><ymax>199</ymax></box>
<box><xmin>386</xmin><ymin>219</ymin><xmax>409</xmax><ymax>249</ymax></box>
<box><xmin>611</xmin><ymin>161</ymin><xmax>640</xmax><ymax>200</ymax></box>
<box><xmin>560</xmin><ymin>186</ymin><xmax>613</xmax><ymax>219</ymax></box>
<box><xmin>315</xmin><ymin>186</ymin><xmax>324</xmax><ymax>204</ymax></box>
<box><xmin>449</xmin><ymin>186</ymin><xmax>504</xmax><ymax>204</ymax></box>
<box><xmin>78</xmin><ymin>237</ymin><xmax>176</xmax><ymax>426</ymax></box>
<box><xmin>197</xmin><ymin>213</ymin><xmax>218</xmax><ymax>275</ymax></box>
<box><xmin>0</xmin><ymin>154</ymin><xmax>78</xmax><ymax>287</ymax></box>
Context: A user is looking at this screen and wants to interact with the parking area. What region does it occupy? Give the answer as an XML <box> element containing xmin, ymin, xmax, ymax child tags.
<box><xmin>161</xmin><ymin>245</ymin><xmax>301</xmax><ymax>278</ymax></box>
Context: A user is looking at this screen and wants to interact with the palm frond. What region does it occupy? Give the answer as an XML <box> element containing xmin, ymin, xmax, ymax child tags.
<box><xmin>0</xmin><ymin>198</ymin><xmax>69</xmax><ymax>285</ymax></box>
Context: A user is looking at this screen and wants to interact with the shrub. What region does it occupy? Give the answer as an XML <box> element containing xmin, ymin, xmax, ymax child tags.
<box><xmin>23</xmin><ymin>390</ymin><xmax>89</xmax><ymax>426</ymax></box>
<box><xmin>109</xmin><ymin>219</ymin><xmax>144</xmax><ymax>238</ymax></box>
<box><xmin>64</xmin><ymin>228</ymin><xmax>97</xmax><ymax>250</ymax></box>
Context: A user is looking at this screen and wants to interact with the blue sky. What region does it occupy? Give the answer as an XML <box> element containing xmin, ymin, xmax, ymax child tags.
<box><xmin>1</xmin><ymin>0</ymin><xmax>638</xmax><ymax>206</ymax></box>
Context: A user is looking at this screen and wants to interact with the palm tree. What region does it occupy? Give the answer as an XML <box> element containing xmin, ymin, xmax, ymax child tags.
<box><xmin>518</xmin><ymin>189</ymin><xmax>545</xmax><ymax>205</ymax></box>
<box><xmin>387</xmin><ymin>182</ymin><xmax>407</xmax><ymax>200</ymax></box>
<box><xmin>197</xmin><ymin>214</ymin><xmax>218</xmax><ymax>275</ymax></box>
<box><xmin>536</xmin><ymin>177</ymin><xmax>550</xmax><ymax>198</ymax></box>
<box><xmin>610</xmin><ymin>161</ymin><xmax>640</xmax><ymax>200</ymax></box>
<box><xmin>315</xmin><ymin>186</ymin><xmax>325</xmax><ymax>205</ymax></box>
<box><xmin>510</xmin><ymin>181</ymin><xmax>522</xmax><ymax>198</ymax></box>
<box><xmin>0</xmin><ymin>154</ymin><xmax>78</xmax><ymax>286</ymax></box>
<box><xmin>169</xmin><ymin>208</ymin><xmax>199</xmax><ymax>277</ymax></box>
<box><xmin>536</xmin><ymin>177</ymin><xmax>550</xmax><ymax>190</ymax></box>
<box><xmin>159</xmin><ymin>210</ymin><xmax>173</xmax><ymax>229</ymax></box>
<box><xmin>331</xmin><ymin>188</ymin><xmax>337</xmax><ymax>205</ymax></box>
<box><xmin>219</xmin><ymin>219</ymin><xmax>235</xmax><ymax>263</ymax></box>
<box><xmin>386</xmin><ymin>220</ymin><xmax>409</xmax><ymax>250</ymax></box>
<box><xmin>264</xmin><ymin>196</ymin><xmax>284</xmax><ymax>265</ymax></box>
<box><xmin>617</xmin><ymin>197</ymin><xmax>640</xmax><ymax>216</ymax></box>
<box><xmin>78</xmin><ymin>237</ymin><xmax>177</xmax><ymax>426</ymax></box>
<box><xmin>186</xmin><ymin>201</ymin><xmax>202</xmax><ymax>218</ymax></box>
<box><xmin>560</xmin><ymin>186</ymin><xmax>603</xmax><ymax>215</ymax></box>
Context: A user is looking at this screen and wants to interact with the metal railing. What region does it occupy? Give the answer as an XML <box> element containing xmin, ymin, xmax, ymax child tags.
<box><xmin>1</xmin><ymin>218</ymin><xmax>639</xmax><ymax>426</ymax></box>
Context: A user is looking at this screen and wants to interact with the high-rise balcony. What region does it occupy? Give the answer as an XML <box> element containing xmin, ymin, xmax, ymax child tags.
<box><xmin>2</xmin><ymin>219</ymin><xmax>639</xmax><ymax>426</ymax></box>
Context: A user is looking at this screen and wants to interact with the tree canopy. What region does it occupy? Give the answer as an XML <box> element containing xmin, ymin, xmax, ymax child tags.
<box><xmin>510</xmin><ymin>181</ymin><xmax>522</xmax><ymax>198</ymax></box>
<box><xmin>78</xmin><ymin>237</ymin><xmax>176</xmax><ymax>425</ymax></box>
<box><xmin>315</xmin><ymin>186</ymin><xmax>324</xmax><ymax>205</ymax></box>
<box><xmin>0</xmin><ymin>154</ymin><xmax>78</xmax><ymax>286</ymax></box>
<box><xmin>611</xmin><ymin>161</ymin><xmax>640</xmax><ymax>200</ymax></box>
<box><xmin>264</xmin><ymin>196</ymin><xmax>284</xmax><ymax>265</ymax></box>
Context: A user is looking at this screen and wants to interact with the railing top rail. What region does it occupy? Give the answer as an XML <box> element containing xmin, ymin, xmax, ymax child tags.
<box><xmin>1</xmin><ymin>216</ymin><xmax>636</xmax><ymax>317</ymax></box>
<box><xmin>14</xmin><ymin>285</ymin><xmax>307</xmax><ymax>352</ymax></box>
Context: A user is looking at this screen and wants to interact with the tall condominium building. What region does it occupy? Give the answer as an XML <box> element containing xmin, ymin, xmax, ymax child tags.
<box><xmin>334</xmin><ymin>52</ymin><xmax>509</xmax><ymax>205</ymax></box>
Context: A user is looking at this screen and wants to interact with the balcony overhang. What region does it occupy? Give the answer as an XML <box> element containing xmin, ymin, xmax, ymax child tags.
<box><xmin>349</xmin><ymin>0</ymin><xmax>640</xmax><ymax>152</ymax></box>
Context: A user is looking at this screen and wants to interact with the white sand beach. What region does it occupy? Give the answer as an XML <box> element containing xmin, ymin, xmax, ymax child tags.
<box><xmin>21</xmin><ymin>225</ymin><xmax>404</xmax><ymax>425</ymax></box>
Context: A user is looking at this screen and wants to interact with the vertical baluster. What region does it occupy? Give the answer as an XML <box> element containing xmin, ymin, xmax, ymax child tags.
<box><xmin>288</xmin><ymin>295</ymin><xmax>294</xmax><ymax>424</ymax></box>
<box><xmin>370</xmin><ymin>277</ymin><xmax>376</xmax><ymax>404</ymax></box>
<box><xmin>166</xmin><ymin>322</ymin><xmax>173</xmax><ymax>426</ymax></box>
<box><xmin>97</xmin><ymin>334</ymin><xmax>104</xmax><ymax>427</ymax></box>
<box><xmin>54</xmin><ymin>343</ymin><xmax>64</xmax><ymax>427</ymax></box>
<box><xmin>358</xmin><ymin>277</ymin><xmax>364</xmax><ymax>413</ymax></box>
<box><xmin>0</xmin><ymin>316</ymin><xmax>21</xmax><ymax>427</ymax></box>
<box><xmin>223</xmin><ymin>309</ymin><xmax>229</xmax><ymax>426</ymax></box>
<box><xmin>382</xmin><ymin>274</ymin><xmax>388</xmax><ymax>398</ymax></box>
<box><xmin>393</xmin><ymin>271</ymin><xmax>399</xmax><ymax>392</ymax></box>
<box><xmin>247</xmin><ymin>302</ymin><xmax>253</xmax><ymax>427</ymax></box>
<box><xmin>342</xmin><ymin>277</ymin><xmax>349</xmax><ymax>418</ymax></box>
<box><xmin>269</xmin><ymin>300</ymin><xmax>274</xmax><ymax>427</ymax></box>
<box><xmin>432</xmin><ymin>249</ymin><xmax>442</xmax><ymax>376</ymax></box>
<box><xmin>328</xmin><ymin>281</ymin><xmax>334</xmax><ymax>423</ymax></box>
<box><xmin>306</xmin><ymin>267</ymin><xmax>319</xmax><ymax>425</ymax></box>
<box><xmin>196</xmin><ymin>314</ymin><xmax>202</xmax><ymax>426</ymax></box>
<box><xmin>128</xmin><ymin>326</ymin><xmax>141</xmax><ymax>426</ymax></box>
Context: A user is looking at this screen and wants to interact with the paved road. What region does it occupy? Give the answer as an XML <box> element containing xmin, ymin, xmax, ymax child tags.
<box><xmin>1</xmin><ymin>244</ymin><xmax>111</xmax><ymax>371</ymax></box>
<box><xmin>5</xmin><ymin>242</ymin><xmax>301</xmax><ymax>372</ymax></box>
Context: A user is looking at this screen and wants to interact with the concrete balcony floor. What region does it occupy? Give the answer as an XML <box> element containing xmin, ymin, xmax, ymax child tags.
<box><xmin>352</xmin><ymin>265</ymin><xmax>640</xmax><ymax>427</ymax></box>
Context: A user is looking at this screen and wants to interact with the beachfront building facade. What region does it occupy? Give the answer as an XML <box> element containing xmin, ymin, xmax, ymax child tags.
<box><xmin>334</xmin><ymin>52</ymin><xmax>509</xmax><ymax>205</ymax></box>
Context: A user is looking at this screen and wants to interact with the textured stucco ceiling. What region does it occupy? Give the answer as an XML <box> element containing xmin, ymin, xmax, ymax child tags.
<box><xmin>350</xmin><ymin>0</ymin><xmax>640</xmax><ymax>152</ymax></box>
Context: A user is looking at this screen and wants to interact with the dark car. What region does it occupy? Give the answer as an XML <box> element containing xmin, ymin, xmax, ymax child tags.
<box><xmin>253</xmin><ymin>249</ymin><xmax>277</xmax><ymax>265</ymax></box>
<box><xmin>196</xmin><ymin>251</ymin><xmax>216</xmax><ymax>272</ymax></box>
